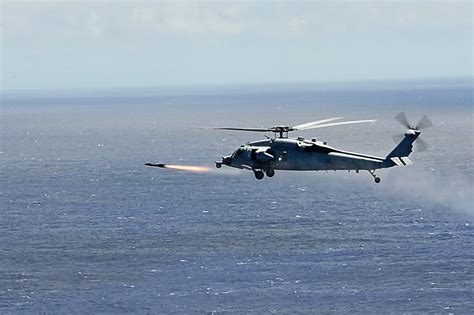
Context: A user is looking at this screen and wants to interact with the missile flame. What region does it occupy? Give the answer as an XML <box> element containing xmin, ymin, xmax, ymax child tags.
<box><xmin>145</xmin><ymin>163</ymin><xmax>209</xmax><ymax>173</ymax></box>
<box><xmin>163</xmin><ymin>164</ymin><xmax>209</xmax><ymax>172</ymax></box>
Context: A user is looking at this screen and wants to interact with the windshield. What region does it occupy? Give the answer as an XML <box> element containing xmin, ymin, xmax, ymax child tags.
<box><xmin>232</xmin><ymin>148</ymin><xmax>245</xmax><ymax>158</ymax></box>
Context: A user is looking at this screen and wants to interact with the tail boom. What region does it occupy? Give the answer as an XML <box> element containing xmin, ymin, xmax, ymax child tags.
<box><xmin>384</xmin><ymin>130</ymin><xmax>420</xmax><ymax>167</ymax></box>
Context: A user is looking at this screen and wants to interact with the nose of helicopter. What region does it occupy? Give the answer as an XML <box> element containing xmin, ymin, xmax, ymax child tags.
<box><xmin>223</xmin><ymin>156</ymin><xmax>232</xmax><ymax>166</ymax></box>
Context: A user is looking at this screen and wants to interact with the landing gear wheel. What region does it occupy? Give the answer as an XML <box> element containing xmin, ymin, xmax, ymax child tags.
<box><xmin>368</xmin><ymin>170</ymin><xmax>381</xmax><ymax>184</ymax></box>
<box><xmin>254</xmin><ymin>170</ymin><xmax>264</xmax><ymax>180</ymax></box>
<box><xmin>215</xmin><ymin>163</ymin><xmax>222</xmax><ymax>169</ymax></box>
<box><xmin>265</xmin><ymin>168</ymin><xmax>275</xmax><ymax>177</ymax></box>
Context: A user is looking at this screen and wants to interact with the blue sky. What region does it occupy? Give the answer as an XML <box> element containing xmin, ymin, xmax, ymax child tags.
<box><xmin>1</xmin><ymin>1</ymin><xmax>472</xmax><ymax>91</ymax></box>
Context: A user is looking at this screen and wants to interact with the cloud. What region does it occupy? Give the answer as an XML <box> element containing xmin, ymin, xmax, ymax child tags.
<box><xmin>365</xmin><ymin>2</ymin><xmax>472</xmax><ymax>29</ymax></box>
<box><xmin>130</xmin><ymin>3</ymin><xmax>247</xmax><ymax>35</ymax></box>
<box><xmin>86</xmin><ymin>12</ymin><xmax>104</xmax><ymax>37</ymax></box>
<box><xmin>2</xmin><ymin>1</ymin><xmax>472</xmax><ymax>90</ymax></box>
<box><xmin>2</xmin><ymin>1</ymin><xmax>471</xmax><ymax>40</ymax></box>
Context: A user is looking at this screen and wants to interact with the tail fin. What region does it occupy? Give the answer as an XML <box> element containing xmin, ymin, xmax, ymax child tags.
<box><xmin>385</xmin><ymin>130</ymin><xmax>420</xmax><ymax>166</ymax></box>
<box><xmin>385</xmin><ymin>113</ymin><xmax>431</xmax><ymax>167</ymax></box>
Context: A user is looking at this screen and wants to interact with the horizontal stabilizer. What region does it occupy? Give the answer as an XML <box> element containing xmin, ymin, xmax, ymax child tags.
<box><xmin>400</xmin><ymin>157</ymin><xmax>413</xmax><ymax>165</ymax></box>
<box><xmin>390</xmin><ymin>157</ymin><xmax>412</xmax><ymax>166</ymax></box>
<box><xmin>391</xmin><ymin>157</ymin><xmax>404</xmax><ymax>166</ymax></box>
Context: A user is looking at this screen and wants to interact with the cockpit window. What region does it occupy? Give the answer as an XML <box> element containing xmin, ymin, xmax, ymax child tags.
<box><xmin>232</xmin><ymin>148</ymin><xmax>245</xmax><ymax>158</ymax></box>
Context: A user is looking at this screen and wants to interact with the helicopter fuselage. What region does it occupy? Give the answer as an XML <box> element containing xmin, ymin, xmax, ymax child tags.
<box><xmin>218</xmin><ymin>137</ymin><xmax>391</xmax><ymax>173</ymax></box>
<box><xmin>147</xmin><ymin>113</ymin><xmax>427</xmax><ymax>183</ymax></box>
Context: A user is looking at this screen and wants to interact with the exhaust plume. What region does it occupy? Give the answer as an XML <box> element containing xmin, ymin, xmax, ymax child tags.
<box><xmin>145</xmin><ymin>163</ymin><xmax>209</xmax><ymax>173</ymax></box>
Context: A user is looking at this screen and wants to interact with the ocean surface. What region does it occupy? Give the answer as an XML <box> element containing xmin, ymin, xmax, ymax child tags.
<box><xmin>1</xmin><ymin>81</ymin><xmax>473</xmax><ymax>313</ymax></box>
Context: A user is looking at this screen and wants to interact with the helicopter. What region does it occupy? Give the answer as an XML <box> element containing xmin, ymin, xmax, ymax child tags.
<box><xmin>211</xmin><ymin>112</ymin><xmax>432</xmax><ymax>183</ymax></box>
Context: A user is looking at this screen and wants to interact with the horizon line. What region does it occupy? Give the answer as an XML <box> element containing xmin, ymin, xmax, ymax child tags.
<box><xmin>1</xmin><ymin>76</ymin><xmax>473</xmax><ymax>97</ymax></box>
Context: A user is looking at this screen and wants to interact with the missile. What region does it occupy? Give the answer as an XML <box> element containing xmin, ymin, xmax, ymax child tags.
<box><xmin>145</xmin><ymin>163</ymin><xmax>165</xmax><ymax>168</ymax></box>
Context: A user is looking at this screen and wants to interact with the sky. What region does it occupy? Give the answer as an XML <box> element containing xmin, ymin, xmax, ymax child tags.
<box><xmin>1</xmin><ymin>1</ymin><xmax>472</xmax><ymax>91</ymax></box>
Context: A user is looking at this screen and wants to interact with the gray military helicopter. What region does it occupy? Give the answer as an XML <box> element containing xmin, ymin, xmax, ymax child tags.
<box><xmin>213</xmin><ymin>112</ymin><xmax>432</xmax><ymax>183</ymax></box>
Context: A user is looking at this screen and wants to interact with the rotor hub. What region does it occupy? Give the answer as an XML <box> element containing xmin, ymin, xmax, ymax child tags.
<box><xmin>270</xmin><ymin>126</ymin><xmax>293</xmax><ymax>138</ymax></box>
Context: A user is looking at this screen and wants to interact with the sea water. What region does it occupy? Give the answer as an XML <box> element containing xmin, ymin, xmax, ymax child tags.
<box><xmin>1</xmin><ymin>82</ymin><xmax>473</xmax><ymax>313</ymax></box>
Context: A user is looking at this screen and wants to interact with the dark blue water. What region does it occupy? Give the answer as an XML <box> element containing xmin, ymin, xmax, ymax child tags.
<box><xmin>1</xmin><ymin>83</ymin><xmax>473</xmax><ymax>313</ymax></box>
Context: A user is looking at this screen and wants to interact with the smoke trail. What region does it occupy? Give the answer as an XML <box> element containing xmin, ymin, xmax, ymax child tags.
<box><xmin>384</xmin><ymin>167</ymin><xmax>474</xmax><ymax>217</ymax></box>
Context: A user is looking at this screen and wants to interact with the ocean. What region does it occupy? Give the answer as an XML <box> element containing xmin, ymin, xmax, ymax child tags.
<box><xmin>1</xmin><ymin>81</ymin><xmax>473</xmax><ymax>313</ymax></box>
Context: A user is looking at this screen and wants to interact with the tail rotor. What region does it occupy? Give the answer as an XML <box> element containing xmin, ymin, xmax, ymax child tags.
<box><xmin>394</xmin><ymin>112</ymin><xmax>412</xmax><ymax>129</ymax></box>
<box><xmin>416</xmin><ymin>115</ymin><xmax>433</xmax><ymax>130</ymax></box>
<box><xmin>393</xmin><ymin>112</ymin><xmax>432</xmax><ymax>152</ymax></box>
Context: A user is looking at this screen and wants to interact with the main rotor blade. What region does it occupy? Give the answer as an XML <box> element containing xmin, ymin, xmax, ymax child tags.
<box><xmin>394</xmin><ymin>112</ymin><xmax>411</xmax><ymax>129</ymax></box>
<box><xmin>416</xmin><ymin>115</ymin><xmax>433</xmax><ymax>130</ymax></box>
<box><xmin>210</xmin><ymin>127</ymin><xmax>272</xmax><ymax>132</ymax></box>
<box><xmin>297</xmin><ymin>119</ymin><xmax>376</xmax><ymax>130</ymax></box>
<box><xmin>292</xmin><ymin>117</ymin><xmax>343</xmax><ymax>130</ymax></box>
